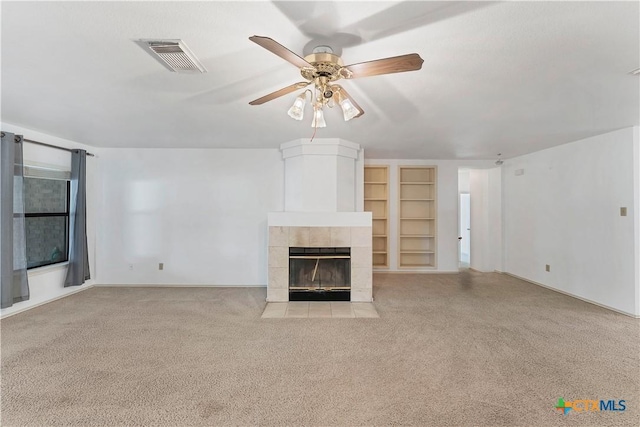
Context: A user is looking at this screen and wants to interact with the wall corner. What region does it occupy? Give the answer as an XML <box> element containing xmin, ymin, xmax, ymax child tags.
<box><xmin>633</xmin><ymin>126</ymin><xmax>640</xmax><ymax>316</ymax></box>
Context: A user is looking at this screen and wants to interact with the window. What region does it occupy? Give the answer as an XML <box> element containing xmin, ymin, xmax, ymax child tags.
<box><xmin>24</xmin><ymin>177</ymin><xmax>70</xmax><ymax>269</ymax></box>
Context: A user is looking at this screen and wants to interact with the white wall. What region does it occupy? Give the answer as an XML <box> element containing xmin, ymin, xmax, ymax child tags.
<box><xmin>469</xmin><ymin>168</ymin><xmax>503</xmax><ymax>272</ymax></box>
<box><xmin>97</xmin><ymin>149</ymin><xmax>284</xmax><ymax>286</ymax></box>
<box><xmin>470</xmin><ymin>170</ymin><xmax>490</xmax><ymax>272</ymax></box>
<box><xmin>365</xmin><ymin>159</ymin><xmax>493</xmax><ymax>272</ymax></box>
<box><xmin>634</xmin><ymin>126</ymin><xmax>640</xmax><ymax>316</ymax></box>
<box><xmin>488</xmin><ymin>167</ymin><xmax>503</xmax><ymax>272</ymax></box>
<box><xmin>355</xmin><ymin>150</ymin><xmax>365</xmax><ymax>212</ymax></box>
<box><xmin>0</xmin><ymin>123</ymin><xmax>100</xmax><ymax>317</ymax></box>
<box><xmin>458</xmin><ymin>169</ymin><xmax>470</xmax><ymax>193</ymax></box>
<box><xmin>503</xmin><ymin>127</ymin><xmax>639</xmax><ymax>316</ymax></box>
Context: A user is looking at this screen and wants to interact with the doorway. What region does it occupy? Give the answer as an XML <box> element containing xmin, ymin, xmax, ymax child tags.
<box><xmin>458</xmin><ymin>169</ymin><xmax>471</xmax><ymax>269</ymax></box>
<box><xmin>459</xmin><ymin>193</ymin><xmax>471</xmax><ymax>267</ymax></box>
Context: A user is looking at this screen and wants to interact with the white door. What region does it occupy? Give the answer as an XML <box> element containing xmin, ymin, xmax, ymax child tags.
<box><xmin>459</xmin><ymin>193</ymin><xmax>471</xmax><ymax>265</ymax></box>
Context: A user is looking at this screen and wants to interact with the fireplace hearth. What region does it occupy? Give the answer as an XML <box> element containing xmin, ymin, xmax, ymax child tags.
<box><xmin>289</xmin><ymin>247</ymin><xmax>350</xmax><ymax>301</ymax></box>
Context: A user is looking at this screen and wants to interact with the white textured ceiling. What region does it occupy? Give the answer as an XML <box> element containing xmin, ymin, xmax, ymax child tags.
<box><xmin>1</xmin><ymin>1</ymin><xmax>638</xmax><ymax>159</ymax></box>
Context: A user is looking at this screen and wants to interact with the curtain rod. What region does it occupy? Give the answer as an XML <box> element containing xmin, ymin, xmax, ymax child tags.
<box><xmin>23</xmin><ymin>138</ymin><xmax>95</xmax><ymax>157</ymax></box>
<box><xmin>1</xmin><ymin>132</ymin><xmax>95</xmax><ymax>157</ymax></box>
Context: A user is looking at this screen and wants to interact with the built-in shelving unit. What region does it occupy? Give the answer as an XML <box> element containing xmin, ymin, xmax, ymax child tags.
<box><xmin>398</xmin><ymin>166</ymin><xmax>437</xmax><ymax>268</ymax></box>
<box><xmin>364</xmin><ymin>166</ymin><xmax>389</xmax><ymax>268</ymax></box>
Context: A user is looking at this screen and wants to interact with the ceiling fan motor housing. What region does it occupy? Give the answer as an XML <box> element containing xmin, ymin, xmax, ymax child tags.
<box><xmin>301</xmin><ymin>52</ymin><xmax>344</xmax><ymax>82</ymax></box>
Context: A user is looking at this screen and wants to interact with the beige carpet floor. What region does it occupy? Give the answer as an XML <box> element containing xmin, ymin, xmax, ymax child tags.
<box><xmin>1</xmin><ymin>271</ymin><xmax>639</xmax><ymax>426</ymax></box>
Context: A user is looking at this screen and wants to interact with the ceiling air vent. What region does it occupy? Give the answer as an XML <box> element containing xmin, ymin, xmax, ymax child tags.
<box><xmin>138</xmin><ymin>39</ymin><xmax>207</xmax><ymax>73</ymax></box>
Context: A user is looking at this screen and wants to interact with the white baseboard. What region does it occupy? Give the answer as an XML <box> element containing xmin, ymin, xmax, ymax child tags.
<box><xmin>373</xmin><ymin>270</ymin><xmax>459</xmax><ymax>274</ymax></box>
<box><xmin>503</xmin><ymin>272</ymin><xmax>640</xmax><ymax>318</ymax></box>
<box><xmin>1</xmin><ymin>284</ymin><xmax>94</xmax><ymax>319</ymax></box>
<box><xmin>94</xmin><ymin>283</ymin><xmax>267</xmax><ymax>288</ymax></box>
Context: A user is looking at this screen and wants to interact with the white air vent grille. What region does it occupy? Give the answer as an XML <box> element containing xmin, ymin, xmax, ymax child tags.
<box><xmin>139</xmin><ymin>39</ymin><xmax>207</xmax><ymax>73</ymax></box>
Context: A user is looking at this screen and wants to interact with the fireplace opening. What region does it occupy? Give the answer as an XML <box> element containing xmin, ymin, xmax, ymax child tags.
<box><xmin>289</xmin><ymin>247</ymin><xmax>350</xmax><ymax>301</ymax></box>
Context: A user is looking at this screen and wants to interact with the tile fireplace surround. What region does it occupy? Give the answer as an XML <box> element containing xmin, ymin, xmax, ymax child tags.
<box><xmin>267</xmin><ymin>215</ymin><xmax>373</xmax><ymax>302</ymax></box>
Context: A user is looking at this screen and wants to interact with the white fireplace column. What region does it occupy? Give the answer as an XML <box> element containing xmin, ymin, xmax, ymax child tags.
<box><xmin>281</xmin><ymin>139</ymin><xmax>360</xmax><ymax>213</ymax></box>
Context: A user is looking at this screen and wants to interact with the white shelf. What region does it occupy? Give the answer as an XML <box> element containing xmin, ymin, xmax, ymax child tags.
<box><xmin>400</xmin><ymin>217</ymin><xmax>435</xmax><ymax>220</ymax></box>
<box><xmin>365</xmin><ymin>165</ymin><xmax>389</xmax><ymax>268</ymax></box>
<box><xmin>398</xmin><ymin>166</ymin><xmax>437</xmax><ymax>269</ymax></box>
<box><xmin>398</xmin><ymin>264</ymin><xmax>436</xmax><ymax>268</ymax></box>
<box><xmin>399</xmin><ymin>182</ymin><xmax>435</xmax><ymax>185</ymax></box>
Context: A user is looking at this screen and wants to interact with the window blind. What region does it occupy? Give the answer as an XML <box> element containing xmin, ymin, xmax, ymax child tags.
<box><xmin>23</xmin><ymin>165</ymin><xmax>71</xmax><ymax>181</ymax></box>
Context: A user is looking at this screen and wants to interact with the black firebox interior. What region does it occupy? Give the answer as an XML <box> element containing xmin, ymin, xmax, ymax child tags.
<box><xmin>289</xmin><ymin>247</ymin><xmax>350</xmax><ymax>302</ymax></box>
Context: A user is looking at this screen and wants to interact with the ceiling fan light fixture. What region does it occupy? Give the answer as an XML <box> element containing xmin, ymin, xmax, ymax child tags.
<box><xmin>334</xmin><ymin>87</ymin><xmax>363</xmax><ymax>121</ymax></box>
<box><xmin>339</xmin><ymin>98</ymin><xmax>360</xmax><ymax>121</ymax></box>
<box><xmin>311</xmin><ymin>106</ymin><xmax>326</xmax><ymax>128</ymax></box>
<box><xmin>287</xmin><ymin>93</ymin><xmax>306</xmax><ymax>120</ymax></box>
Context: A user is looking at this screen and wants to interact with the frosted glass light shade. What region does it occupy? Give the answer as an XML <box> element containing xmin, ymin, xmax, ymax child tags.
<box><xmin>287</xmin><ymin>95</ymin><xmax>306</xmax><ymax>120</ymax></box>
<box><xmin>311</xmin><ymin>107</ymin><xmax>326</xmax><ymax>128</ymax></box>
<box><xmin>339</xmin><ymin>98</ymin><xmax>360</xmax><ymax>121</ymax></box>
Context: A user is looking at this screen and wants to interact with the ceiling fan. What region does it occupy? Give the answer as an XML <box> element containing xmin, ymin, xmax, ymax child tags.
<box><xmin>248</xmin><ymin>36</ymin><xmax>424</xmax><ymax>128</ymax></box>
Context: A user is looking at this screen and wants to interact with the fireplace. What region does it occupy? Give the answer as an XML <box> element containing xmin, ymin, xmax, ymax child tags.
<box><xmin>266</xmin><ymin>139</ymin><xmax>372</xmax><ymax>303</ymax></box>
<box><xmin>289</xmin><ymin>247</ymin><xmax>350</xmax><ymax>301</ymax></box>
<box><xmin>267</xmin><ymin>222</ymin><xmax>372</xmax><ymax>302</ymax></box>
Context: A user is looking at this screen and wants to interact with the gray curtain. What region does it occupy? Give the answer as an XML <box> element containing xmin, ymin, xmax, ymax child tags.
<box><xmin>1</xmin><ymin>132</ymin><xmax>30</xmax><ymax>308</ymax></box>
<box><xmin>64</xmin><ymin>149</ymin><xmax>90</xmax><ymax>287</ymax></box>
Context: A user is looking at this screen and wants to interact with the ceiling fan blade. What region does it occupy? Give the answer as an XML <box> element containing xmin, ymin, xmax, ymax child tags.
<box><xmin>342</xmin><ymin>2</ymin><xmax>497</xmax><ymax>45</ymax></box>
<box><xmin>342</xmin><ymin>53</ymin><xmax>424</xmax><ymax>79</ymax></box>
<box><xmin>248</xmin><ymin>81</ymin><xmax>310</xmax><ymax>105</ymax></box>
<box><xmin>249</xmin><ymin>36</ymin><xmax>313</xmax><ymax>69</ymax></box>
<box><xmin>333</xmin><ymin>85</ymin><xmax>364</xmax><ymax>118</ymax></box>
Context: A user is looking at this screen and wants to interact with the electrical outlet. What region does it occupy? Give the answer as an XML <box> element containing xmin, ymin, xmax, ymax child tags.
<box><xmin>620</xmin><ymin>207</ymin><xmax>627</xmax><ymax>216</ymax></box>
<box><xmin>545</xmin><ymin>264</ymin><xmax>550</xmax><ymax>272</ymax></box>
<box><xmin>159</xmin><ymin>263</ymin><xmax>164</xmax><ymax>271</ymax></box>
